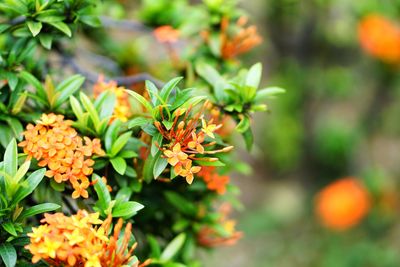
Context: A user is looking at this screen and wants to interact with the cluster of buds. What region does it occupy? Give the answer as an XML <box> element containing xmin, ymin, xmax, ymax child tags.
<box><xmin>93</xmin><ymin>77</ymin><xmax>132</xmax><ymax>122</ymax></box>
<box><xmin>358</xmin><ymin>14</ymin><xmax>400</xmax><ymax>64</ymax></box>
<box><xmin>26</xmin><ymin>210</ymin><xmax>150</xmax><ymax>267</ymax></box>
<box><xmin>197</xmin><ymin>166</ymin><xmax>230</xmax><ymax>195</ymax></box>
<box><xmin>197</xmin><ymin>204</ymin><xmax>242</xmax><ymax>247</ymax></box>
<box><xmin>18</xmin><ymin>113</ymin><xmax>105</xmax><ymax>199</ymax></box>
<box><xmin>155</xmin><ymin>102</ymin><xmax>234</xmax><ymax>184</ymax></box>
<box><xmin>218</xmin><ymin>16</ymin><xmax>262</xmax><ymax>59</ymax></box>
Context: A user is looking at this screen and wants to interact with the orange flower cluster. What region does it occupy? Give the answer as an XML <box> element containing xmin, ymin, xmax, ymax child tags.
<box><xmin>26</xmin><ymin>210</ymin><xmax>149</xmax><ymax>267</ymax></box>
<box><xmin>18</xmin><ymin>113</ymin><xmax>105</xmax><ymax>199</ymax></box>
<box><xmin>155</xmin><ymin>103</ymin><xmax>233</xmax><ymax>184</ymax></box>
<box><xmin>93</xmin><ymin>78</ymin><xmax>132</xmax><ymax>122</ymax></box>
<box><xmin>358</xmin><ymin>14</ymin><xmax>400</xmax><ymax>64</ymax></box>
<box><xmin>198</xmin><ymin>166</ymin><xmax>229</xmax><ymax>195</ymax></box>
<box><xmin>197</xmin><ymin>204</ymin><xmax>242</xmax><ymax>247</ymax></box>
<box><xmin>220</xmin><ymin>16</ymin><xmax>262</xmax><ymax>59</ymax></box>
<box><xmin>315</xmin><ymin>177</ymin><xmax>371</xmax><ymax>230</ymax></box>
<box><xmin>154</xmin><ymin>25</ymin><xmax>180</xmax><ymax>44</ymax></box>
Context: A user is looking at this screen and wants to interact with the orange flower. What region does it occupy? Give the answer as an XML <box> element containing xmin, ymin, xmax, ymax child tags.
<box><xmin>315</xmin><ymin>178</ymin><xmax>371</xmax><ymax>230</ymax></box>
<box><xmin>197</xmin><ymin>204</ymin><xmax>242</xmax><ymax>247</ymax></box>
<box><xmin>93</xmin><ymin>77</ymin><xmax>132</xmax><ymax>122</ymax></box>
<box><xmin>358</xmin><ymin>14</ymin><xmax>400</xmax><ymax>64</ymax></box>
<box><xmin>26</xmin><ymin>210</ymin><xmax>150</xmax><ymax>267</ymax></box>
<box><xmin>198</xmin><ymin>166</ymin><xmax>229</xmax><ymax>195</ymax></box>
<box><xmin>219</xmin><ymin>16</ymin><xmax>262</xmax><ymax>59</ymax></box>
<box><xmin>153</xmin><ymin>25</ymin><xmax>180</xmax><ymax>43</ymax></box>
<box><xmin>154</xmin><ymin>102</ymin><xmax>233</xmax><ymax>184</ymax></box>
<box><xmin>179</xmin><ymin>160</ymin><xmax>201</xmax><ymax>184</ymax></box>
<box><xmin>188</xmin><ymin>132</ymin><xmax>205</xmax><ymax>153</ymax></box>
<box><xmin>19</xmin><ymin>113</ymin><xmax>106</xmax><ymax>199</ymax></box>
<box><xmin>163</xmin><ymin>143</ymin><xmax>188</xmax><ymax>166</ymax></box>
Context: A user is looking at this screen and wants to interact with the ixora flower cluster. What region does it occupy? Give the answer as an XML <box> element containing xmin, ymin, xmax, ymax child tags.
<box><xmin>26</xmin><ymin>210</ymin><xmax>150</xmax><ymax>267</ymax></box>
<box><xmin>0</xmin><ymin>1</ymin><xmax>284</xmax><ymax>267</ymax></box>
<box><xmin>19</xmin><ymin>114</ymin><xmax>105</xmax><ymax>199</ymax></box>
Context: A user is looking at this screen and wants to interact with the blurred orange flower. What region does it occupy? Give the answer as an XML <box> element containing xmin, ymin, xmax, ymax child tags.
<box><xmin>315</xmin><ymin>177</ymin><xmax>371</xmax><ymax>230</ymax></box>
<box><xmin>19</xmin><ymin>113</ymin><xmax>105</xmax><ymax>199</ymax></box>
<box><xmin>220</xmin><ymin>16</ymin><xmax>262</xmax><ymax>60</ymax></box>
<box><xmin>197</xmin><ymin>204</ymin><xmax>242</xmax><ymax>247</ymax></box>
<box><xmin>198</xmin><ymin>166</ymin><xmax>229</xmax><ymax>195</ymax></box>
<box><xmin>154</xmin><ymin>25</ymin><xmax>180</xmax><ymax>44</ymax></box>
<box><xmin>26</xmin><ymin>210</ymin><xmax>149</xmax><ymax>267</ymax></box>
<box><xmin>358</xmin><ymin>14</ymin><xmax>400</xmax><ymax>64</ymax></box>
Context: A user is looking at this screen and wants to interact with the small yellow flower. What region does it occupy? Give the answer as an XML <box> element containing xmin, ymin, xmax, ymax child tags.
<box><xmin>179</xmin><ymin>160</ymin><xmax>201</xmax><ymax>184</ymax></box>
<box><xmin>188</xmin><ymin>132</ymin><xmax>205</xmax><ymax>153</ymax></box>
<box><xmin>163</xmin><ymin>143</ymin><xmax>188</xmax><ymax>166</ymax></box>
<box><xmin>38</xmin><ymin>237</ymin><xmax>62</xmax><ymax>259</ymax></box>
<box><xmin>201</xmin><ymin>119</ymin><xmax>218</xmax><ymax>139</ymax></box>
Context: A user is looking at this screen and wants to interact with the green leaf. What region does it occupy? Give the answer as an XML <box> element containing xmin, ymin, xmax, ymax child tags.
<box><xmin>143</xmin><ymin>152</ymin><xmax>158</xmax><ymax>183</ymax></box>
<box><xmin>236</xmin><ymin>115</ymin><xmax>251</xmax><ymax>133</ymax></box>
<box><xmin>153</xmin><ymin>157</ymin><xmax>168</xmax><ymax>179</ymax></box>
<box><xmin>0</xmin><ymin>24</ymin><xmax>10</xmax><ymax>34</ymax></box>
<box><xmin>151</xmin><ymin>132</ymin><xmax>163</xmax><ymax>157</ymax></box>
<box><xmin>92</xmin><ymin>174</ymin><xmax>111</xmax><ymax>213</ymax></box>
<box><xmin>2</xmin><ymin>222</ymin><xmax>17</xmax><ymax>236</ymax></box>
<box><xmin>4</xmin><ymin>72</ymin><xmax>18</xmax><ymax>91</ymax></box>
<box><xmin>80</xmin><ymin>92</ymin><xmax>100</xmax><ymax>127</ymax></box>
<box><xmin>27</xmin><ymin>21</ymin><xmax>42</xmax><ymax>37</ymax></box>
<box><xmin>246</xmin><ymin>63</ymin><xmax>262</xmax><ymax>89</ymax></box>
<box><xmin>95</xmin><ymin>91</ymin><xmax>116</xmax><ymax>120</ymax></box>
<box><xmin>127</xmin><ymin>117</ymin><xmax>152</xmax><ymax>129</ymax></box>
<box><xmin>115</xmin><ymin>187</ymin><xmax>132</xmax><ymax>203</ymax></box>
<box><xmin>162</xmin><ymin>120</ymin><xmax>174</xmax><ymax>130</ymax></box>
<box><xmin>4</xmin><ymin>139</ymin><xmax>17</xmax><ymax>177</ymax></box>
<box><xmin>11</xmin><ymin>91</ymin><xmax>28</xmax><ymax>114</ymax></box>
<box><xmin>70</xmin><ymin>95</ymin><xmax>85</xmax><ymax>122</ymax></box>
<box><xmin>47</xmin><ymin>21</ymin><xmax>72</xmax><ymax>37</ymax></box>
<box><xmin>0</xmin><ymin>243</ymin><xmax>16</xmax><ymax>267</ymax></box>
<box><xmin>5</xmin><ymin>117</ymin><xmax>23</xmax><ymax>140</ymax></box>
<box><xmin>118</xmin><ymin>150</ymin><xmax>138</xmax><ymax>159</ymax></box>
<box><xmin>160</xmin><ymin>233</ymin><xmax>186</xmax><ymax>261</ymax></box>
<box><xmin>79</xmin><ymin>15</ymin><xmax>102</xmax><ymax>27</ymax></box>
<box><xmin>147</xmin><ymin>235</ymin><xmax>161</xmax><ymax>258</ymax></box>
<box><xmin>164</xmin><ymin>191</ymin><xmax>197</xmax><ymax>216</ymax></box>
<box><xmin>11</xmin><ymin>168</ymin><xmax>46</xmax><ymax>205</ymax></box>
<box><xmin>19</xmin><ymin>71</ymin><xmax>46</xmax><ymax>100</ymax></box>
<box><xmin>112</xmin><ymin>201</ymin><xmax>144</xmax><ymax>219</ymax></box>
<box><xmin>105</xmin><ymin>119</ymin><xmax>122</xmax><ymax>152</ymax></box>
<box><xmin>254</xmin><ymin>87</ymin><xmax>286</xmax><ymax>102</ymax></box>
<box><xmin>126</xmin><ymin>90</ymin><xmax>153</xmax><ymax>113</ymax></box>
<box><xmin>17</xmin><ymin>203</ymin><xmax>60</xmax><ymax>221</ymax></box>
<box><xmin>110</xmin><ymin>157</ymin><xmax>127</xmax><ymax>175</ymax></box>
<box><xmin>110</xmin><ymin>131</ymin><xmax>132</xmax><ymax>157</ymax></box>
<box><xmin>39</xmin><ymin>35</ymin><xmax>52</xmax><ymax>49</ymax></box>
<box><xmin>195</xmin><ymin>62</ymin><xmax>222</xmax><ymax>85</ymax></box>
<box><xmin>14</xmin><ymin>160</ymin><xmax>30</xmax><ymax>185</ymax></box>
<box><xmin>145</xmin><ymin>80</ymin><xmax>160</xmax><ymax>106</ymax></box>
<box><xmin>54</xmin><ymin>75</ymin><xmax>85</xmax><ymax>108</ymax></box>
<box><xmin>242</xmin><ymin>127</ymin><xmax>254</xmax><ymax>151</ymax></box>
<box><xmin>160</xmin><ymin>77</ymin><xmax>183</xmax><ymax>101</ymax></box>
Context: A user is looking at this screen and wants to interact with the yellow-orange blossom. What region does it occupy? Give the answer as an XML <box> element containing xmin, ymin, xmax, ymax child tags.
<box><xmin>26</xmin><ymin>210</ymin><xmax>150</xmax><ymax>267</ymax></box>
<box><xmin>19</xmin><ymin>113</ymin><xmax>105</xmax><ymax>199</ymax></box>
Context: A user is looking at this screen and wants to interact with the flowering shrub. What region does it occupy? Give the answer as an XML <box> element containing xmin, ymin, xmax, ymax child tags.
<box><xmin>0</xmin><ymin>1</ymin><xmax>283</xmax><ymax>266</ymax></box>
